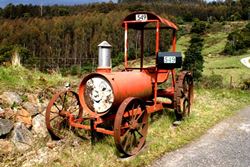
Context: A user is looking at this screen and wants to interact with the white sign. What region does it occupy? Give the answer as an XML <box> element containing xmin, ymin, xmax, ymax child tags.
<box><xmin>136</xmin><ymin>14</ymin><xmax>148</xmax><ymax>21</ymax></box>
<box><xmin>164</xmin><ymin>56</ymin><xmax>176</xmax><ymax>64</ymax></box>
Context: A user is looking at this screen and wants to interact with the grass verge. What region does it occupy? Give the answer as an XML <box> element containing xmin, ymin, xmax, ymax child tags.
<box><xmin>0</xmin><ymin>66</ymin><xmax>78</xmax><ymax>93</ymax></box>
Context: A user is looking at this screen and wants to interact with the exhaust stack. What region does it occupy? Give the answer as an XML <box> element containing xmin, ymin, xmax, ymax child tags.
<box><xmin>97</xmin><ymin>41</ymin><xmax>112</xmax><ymax>72</ymax></box>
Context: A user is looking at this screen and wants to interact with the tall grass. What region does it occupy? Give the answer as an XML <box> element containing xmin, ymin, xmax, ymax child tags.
<box><xmin>0</xmin><ymin>66</ymin><xmax>77</xmax><ymax>93</ymax></box>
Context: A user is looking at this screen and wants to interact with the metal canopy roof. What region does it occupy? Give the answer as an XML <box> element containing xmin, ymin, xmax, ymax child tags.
<box><xmin>122</xmin><ymin>11</ymin><xmax>178</xmax><ymax>30</ymax></box>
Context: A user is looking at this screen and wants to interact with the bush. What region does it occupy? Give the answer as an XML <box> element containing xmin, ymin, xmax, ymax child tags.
<box><xmin>190</xmin><ymin>18</ymin><xmax>207</xmax><ymax>35</ymax></box>
<box><xmin>224</xmin><ymin>23</ymin><xmax>250</xmax><ymax>55</ymax></box>
<box><xmin>241</xmin><ymin>78</ymin><xmax>250</xmax><ymax>90</ymax></box>
<box><xmin>0</xmin><ymin>45</ymin><xmax>34</xmax><ymax>66</ymax></box>
<box><xmin>200</xmin><ymin>74</ymin><xmax>224</xmax><ymax>88</ymax></box>
<box><xmin>70</xmin><ymin>65</ymin><xmax>81</xmax><ymax>76</ymax></box>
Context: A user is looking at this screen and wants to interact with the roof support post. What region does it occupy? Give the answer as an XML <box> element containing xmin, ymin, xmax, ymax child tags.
<box><xmin>124</xmin><ymin>22</ymin><xmax>128</xmax><ymax>69</ymax></box>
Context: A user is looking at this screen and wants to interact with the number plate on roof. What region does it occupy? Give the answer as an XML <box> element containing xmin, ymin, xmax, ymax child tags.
<box><xmin>136</xmin><ymin>14</ymin><xmax>148</xmax><ymax>21</ymax></box>
<box><xmin>164</xmin><ymin>56</ymin><xmax>176</xmax><ymax>64</ymax></box>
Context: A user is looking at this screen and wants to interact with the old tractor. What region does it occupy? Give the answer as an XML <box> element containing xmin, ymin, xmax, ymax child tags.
<box><xmin>46</xmin><ymin>11</ymin><xmax>194</xmax><ymax>157</ymax></box>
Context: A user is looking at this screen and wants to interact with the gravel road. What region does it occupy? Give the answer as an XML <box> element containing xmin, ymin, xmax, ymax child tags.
<box><xmin>151</xmin><ymin>106</ymin><xmax>250</xmax><ymax>167</ymax></box>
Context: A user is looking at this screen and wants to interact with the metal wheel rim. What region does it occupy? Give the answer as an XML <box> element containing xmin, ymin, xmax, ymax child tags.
<box><xmin>114</xmin><ymin>97</ymin><xmax>148</xmax><ymax>156</ymax></box>
<box><xmin>174</xmin><ymin>71</ymin><xmax>194</xmax><ymax>119</ymax></box>
<box><xmin>45</xmin><ymin>90</ymin><xmax>83</xmax><ymax>139</ymax></box>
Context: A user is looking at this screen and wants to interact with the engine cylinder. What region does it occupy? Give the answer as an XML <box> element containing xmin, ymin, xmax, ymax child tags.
<box><xmin>78</xmin><ymin>72</ymin><xmax>152</xmax><ymax>116</ymax></box>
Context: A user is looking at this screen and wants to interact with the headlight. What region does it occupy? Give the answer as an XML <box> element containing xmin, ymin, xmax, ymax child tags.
<box><xmin>84</xmin><ymin>76</ymin><xmax>114</xmax><ymax>114</ymax></box>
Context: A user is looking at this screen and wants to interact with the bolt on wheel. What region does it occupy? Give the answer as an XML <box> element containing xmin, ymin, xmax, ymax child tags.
<box><xmin>46</xmin><ymin>90</ymin><xmax>83</xmax><ymax>140</ymax></box>
<box><xmin>114</xmin><ymin>97</ymin><xmax>148</xmax><ymax>157</ymax></box>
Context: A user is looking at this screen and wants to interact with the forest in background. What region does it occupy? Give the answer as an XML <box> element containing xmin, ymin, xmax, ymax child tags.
<box><xmin>0</xmin><ymin>0</ymin><xmax>249</xmax><ymax>72</ymax></box>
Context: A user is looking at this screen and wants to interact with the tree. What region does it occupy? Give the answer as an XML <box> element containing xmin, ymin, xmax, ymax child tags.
<box><xmin>224</xmin><ymin>22</ymin><xmax>250</xmax><ymax>55</ymax></box>
<box><xmin>182</xmin><ymin>20</ymin><xmax>205</xmax><ymax>81</ymax></box>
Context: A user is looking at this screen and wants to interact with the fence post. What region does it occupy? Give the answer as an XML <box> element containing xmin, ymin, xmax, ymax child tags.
<box><xmin>229</xmin><ymin>76</ymin><xmax>233</xmax><ymax>89</ymax></box>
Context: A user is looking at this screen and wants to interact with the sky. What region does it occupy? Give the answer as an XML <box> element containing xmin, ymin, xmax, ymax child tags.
<box><xmin>0</xmin><ymin>0</ymin><xmax>216</xmax><ymax>8</ymax></box>
<box><xmin>0</xmin><ymin>0</ymin><xmax>117</xmax><ymax>7</ymax></box>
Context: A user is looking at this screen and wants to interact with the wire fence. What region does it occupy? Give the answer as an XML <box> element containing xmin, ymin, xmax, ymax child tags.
<box><xmin>25</xmin><ymin>57</ymin><xmax>97</xmax><ymax>72</ymax></box>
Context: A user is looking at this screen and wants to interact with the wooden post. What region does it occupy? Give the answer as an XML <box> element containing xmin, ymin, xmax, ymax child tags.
<box><xmin>230</xmin><ymin>76</ymin><xmax>233</xmax><ymax>89</ymax></box>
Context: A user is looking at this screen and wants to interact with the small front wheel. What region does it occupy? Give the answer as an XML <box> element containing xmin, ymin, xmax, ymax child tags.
<box><xmin>114</xmin><ymin>97</ymin><xmax>148</xmax><ymax>157</ymax></box>
<box><xmin>45</xmin><ymin>90</ymin><xmax>83</xmax><ymax>139</ymax></box>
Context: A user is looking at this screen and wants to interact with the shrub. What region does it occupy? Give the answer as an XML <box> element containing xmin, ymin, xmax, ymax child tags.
<box><xmin>0</xmin><ymin>45</ymin><xmax>34</xmax><ymax>66</ymax></box>
<box><xmin>200</xmin><ymin>74</ymin><xmax>224</xmax><ymax>88</ymax></box>
<box><xmin>224</xmin><ymin>23</ymin><xmax>250</xmax><ymax>55</ymax></box>
<box><xmin>190</xmin><ymin>18</ymin><xmax>207</xmax><ymax>35</ymax></box>
<box><xmin>241</xmin><ymin>78</ymin><xmax>250</xmax><ymax>90</ymax></box>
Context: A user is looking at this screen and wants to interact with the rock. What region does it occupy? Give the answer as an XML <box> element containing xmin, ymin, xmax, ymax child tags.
<box><xmin>3</xmin><ymin>108</ymin><xmax>15</xmax><ymax>119</ymax></box>
<box><xmin>46</xmin><ymin>140</ymin><xmax>57</xmax><ymax>149</ymax></box>
<box><xmin>0</xmin><ymin>118</ymin><xmax>14</xmax><ymax>137</ymax></box>
<box><xmin>39</xmin><ymin>102</ymin><xmax>47</xmax><ymax>114</ymax></box>
<box><xmin>32</xmin><ymin>114</ymin><xmax>48</xmax><ymax>138</ymax></box>
<box><xmin>173</xmin><ymin>121</ymin><xmax>182</xmax><ymax>126</ymax></box>
<box><xmin>21</xmin><ymin>147</ymin><xmax>58</xmax><ymax>167</ymax></box>
<box><xmin>0</xmin><ymin>107</ymin><xmax>4</xmax><ymax>118</ymax></box>
<box><xmin>0</xmin><ymin>92</ymin><xmax>22</xmax><ymax>106</ymax></box>
<box><xmin>0</xmin><ymin>139</ymin><xmax>14</xmax><ymax>155</ymax></box>
<box><xmin>16</xmin><ymin>108</ymin><xmax>32</xmax><ymax>128</ymax></box>
<box><xmin>27</xmin><ymin>93</ymin><xmax>39</xmax><ymax>104</ymax></box>
<box><xmin>11</xmin><ymin>122</ymin><xmax>33</xmax><ymax>152</ymax></box>
<box><xmin>23</xmin><ymin>102</ymin><xmax>39</xmax><ymax>117</ymax></box>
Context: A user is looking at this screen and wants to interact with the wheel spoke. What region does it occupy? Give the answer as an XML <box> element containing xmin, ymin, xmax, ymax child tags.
<box><xmin>114</xmin><ymin>97</ymin><xmax>148</xmax><ymax>156</ymax></box>
<box><xmin>53</xmin><ymin>103</ymin><xmax>61</xmax><ymax>112</ymax></box>
<box><xmin>135</xmin><ymin>109</ymin><xmax>144</xmax><ymax>122</ymax></box>
<box><xmin>62</xmin><ymin>92</ymin><xmax>67</xmax><ymax>110</ymax></box>
<box><xmin>50</xmin><ymin>115</ymin><xmax>60</xmax><ymax>122</ymax></box>
<box><xmin>46</xmin><ymin>90</ymin><xmax>83</xmax><ymax>139</ymax></box>
<box><xmin>123</xmin><ymin>131</ymin><xmax>132</xmax><ymax>151</ymax></box>
<box><xmin>135</xmin><ymin>129</ymin><xmax>144</xmax><ymax>138</ymax></box>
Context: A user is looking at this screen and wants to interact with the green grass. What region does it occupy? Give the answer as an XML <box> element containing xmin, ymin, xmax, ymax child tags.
<box><xmin>0</xmin><ymin>66</ymin><xmax>78</xmax><ymax>93</ymax></box>
<box><xmin>176</xmin><ymin>35</ymin><xmax>191</xmax><ymax>53</ymax></box>
<box><xmin>202</xmin><ymin>32</ymin><xmax>227</xmax><ymax>56</ymax></box>
<box><xmin>203</xmin><ymin>52</ymin><xmax>250</xmax><ymax>86</ymax></box>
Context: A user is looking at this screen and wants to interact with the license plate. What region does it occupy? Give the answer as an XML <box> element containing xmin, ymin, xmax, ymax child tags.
<box><xmin>164</xmin><ymin>56</ymin><xmax>176</xmax><ymax>64</ymax></box>
<box><xmin>136</xmin><ymin>14</ymin><xmax>148</xmax><ymax>21</ymax></box>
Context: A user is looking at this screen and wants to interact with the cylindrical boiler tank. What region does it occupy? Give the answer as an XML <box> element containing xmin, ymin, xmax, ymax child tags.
<box><xmin>78</xmin><ymin>71</ymin><xmax>152</xmax><ymax>116</ymax></box>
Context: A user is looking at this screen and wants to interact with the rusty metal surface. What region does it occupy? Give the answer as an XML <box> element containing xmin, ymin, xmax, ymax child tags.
<box><xmin>78</xmin><ymin>72</ymin><xmax>153</xmax><ymax>116</ymax></box>
<box><xmin>114</xmin><ymin>97</ymin><xmax>148</xmax><ymax>156</ymax></box>
<box><xmin>45</xmin><ymin>90</ymin><xmax>83</xmax><ymax>139</ymax></box>
<box><xmin>174</xmin><ymin>71</ymin><xmax>194</xmax><ymax>120</ymax></box>
<box><xmin>122</xmin><ymin>11</ymin><xmax>178</xmax><ymax>30</ymax></box>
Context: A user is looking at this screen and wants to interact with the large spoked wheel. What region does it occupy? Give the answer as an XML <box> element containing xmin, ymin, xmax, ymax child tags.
<box><xmin>114</xmin><ymin>97</ymin><xmax>148</xmax><ymax>157</ymax></box>
<box><xmin>46</xmin><ymin>90</ymin><xmax>83</xmax><ymax>140</ymax></box>
<box><xmin>174</xmin><ymin>71</ymin><xmax>194</xmax><ymax>121</ymax></box>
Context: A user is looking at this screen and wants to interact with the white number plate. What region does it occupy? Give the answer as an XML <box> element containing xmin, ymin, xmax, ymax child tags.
<box><xmin>136</xmin><ymin>14</ymin><xmax>148</xmax><ymax>21</ymax></box>
<box><xmin>164</xmin><ymin>56</ymin><xmax>176</xmax><ymax>64</ymax></box>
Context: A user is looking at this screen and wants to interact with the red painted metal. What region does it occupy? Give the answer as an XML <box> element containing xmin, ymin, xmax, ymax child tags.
<box><xmin>124</xmin><ymin>23</ymin><xmax>128</xmax><ymax>69</ymax></box>
<box><xmin>122</xmin><ymin>11</ymin><xmax>178</xmax><ymax>30</ymax></box>
<box><xmin>78</xmin><ymin>72</ymin><xmax>153</xmax><ymax>116</ymax></box>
